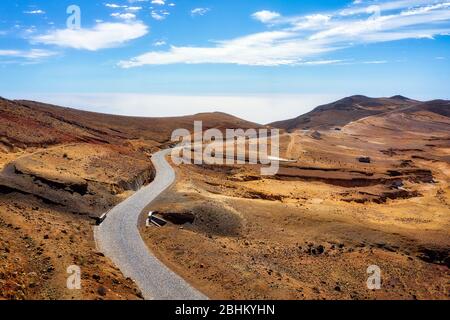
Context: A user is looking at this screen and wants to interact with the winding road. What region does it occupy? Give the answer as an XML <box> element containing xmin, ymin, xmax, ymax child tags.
<box><xmin>94</xmin><ymin>149</ymin><xmax>207</xmax><ymax>300</ymax></box>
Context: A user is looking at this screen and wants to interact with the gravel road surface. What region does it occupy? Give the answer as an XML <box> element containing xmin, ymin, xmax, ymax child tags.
<box><xmin>94</xmin><ymin>149</ymin><xmax>207</xmax><ymax>300</ymax></box>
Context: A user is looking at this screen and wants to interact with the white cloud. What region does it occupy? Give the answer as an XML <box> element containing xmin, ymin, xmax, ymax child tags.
<box><xmin>32</xmin><ymin>22</ymin><xmax>148</xmax><ymax>51</ymax></box>
<box><xmin>291</xmin><ymin>14</ymin><xmax>332</xmax><ymax>31</ymax></box>
<box><xmin>24</xmin><ymin>10</ymin><xmax>45</xmax><ymax>14</ymax></box>
<box><xmin>301</xmin><ymin>59</ymin><xmax>344</xmax><ymax>65</ymax></box>
<box><xmin>105</xmin><ymin>3</ymin><xmax>127</xmax><ymax>9</ymax></box>
<box><xmin>252</xmin><ymin>10</ymin><xmax>281</xmax><ymax>23</ymax></box>
<box><xmin>106</xmin><ymin>3</ymin><xmax>143</xmax><ymax>13</ymax></box>
<box><xmin>111</xmin><ymin>12</ymin><xmax>137</xmax><ymax>20</ymax></box>
<box><xmin>126</xmin><ymin>6</ymin><xmax>142</xmax><ymax>11</ymax></box>
<box><xmin>119</xmin><ymin>0</ymin><xmax>450</xmax><ymax>67</ymax></box>
<box><xmin>0</xmin><ymin>50</ymin><xmax>20</xmax><ymax>56</ymax></box>
<box><xmin>151</xmin><ymin>11</ymin><xmax>164</xmax><ymax>20</ymax></box>
<box><xmin>119</xmin><ymin>31</ymin><xmax>335</xmax><ymax>67</ymax></box>
<box><xmin>153</xmin><ymin>40</ymin><xmax>167</xmax><ymax>46</ymax></box>
<box><xmin>340</xmin><ymin>0</ymin><xmax>440</xmax><ymax>16</ymax></box>
<box><xmin>191</xmin><ymin>8</ymin><xmax>210</xmax><ymax>17</ymax></box>
<box><xmin>0</xmin><ymin>48</ymin><xmax>57</xmax><ymax>60</ymax></box>
<box><xmin>151</xmin><ymin>0</ymin><xmax>165</xmax><ymax>5</ymax></box>
<box><xmin>310</xmin><ymin>3</ymin><xmax>450</xmax><ymax>41</ymax></box>
<box><xmin>106</xmin><ymin>3</ymin><xmax>142</xmax><ymax>12</ymax></box>
<box><xmin>151</xmin><ymin>10</ymin><xmax>169</xmax><ymax>20</ymax></box>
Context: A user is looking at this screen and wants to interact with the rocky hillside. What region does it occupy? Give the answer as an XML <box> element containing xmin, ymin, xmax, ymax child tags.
<box><xmin>0</xmin><ymin>97</ymin><xmax>262</xmax><ymax>217</ymax></box>
<box><xmin>0</xmin><ymin>96</ymin><xmax>264</xmax><ymax>299</ymax></box>
<box><xmin>269</xmin><ymin>95</ymin><xmax>422</xmax><ymax>131</ymax></box>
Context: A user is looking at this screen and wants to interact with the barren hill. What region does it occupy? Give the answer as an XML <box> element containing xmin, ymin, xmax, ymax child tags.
<box><xmin>0</xmin><ymin>97</ymin><xmax>262</xmax><ymax>216</ymax></box>
<box><xmin>0</xmin><ymin>96</ymin><xmax>264</xmax><ymax>299</ymax></box>
<box><xmin>141</xmin><ymin>96</ymin><xmax>450</xmax><ymax>300</ymax></box>
<box><xmin>1</xmin><ymin>95</ymin><xmax>449</xmax><ymax>300</ymax></box>
<box><xmin>269</xmin><ymin>95</ymin><xmax>422</xmax><ymax>131</ymax></box>
<box><xmin>2</xmin><ymin>98</ymin><xmax>261</xmax><ymax>148</ymax></box>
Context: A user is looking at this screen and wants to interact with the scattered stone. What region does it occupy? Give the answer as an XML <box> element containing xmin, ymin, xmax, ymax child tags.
<box><xmin>97</xmin><ymin>286</ymin><xmax>107</xmax><ymax>296</ymax></box>
<box><xmin>134</xmin><ymin>288</ymin><xmax>144</xmax><ymax>299</ymax></box>
<box><xmin>358</xmin><ymin>157</ymin><xmax>371</xmax><ymax>164</ymax></box>
<box><xmin>390</xmin><ymin>180</ymin><xmax>404</xmax><ymax>189</ymax></box>
<box><xmin>311</xmin><ymin>131</ymin><xmax>322</xmax><ymax>140</ymax></box>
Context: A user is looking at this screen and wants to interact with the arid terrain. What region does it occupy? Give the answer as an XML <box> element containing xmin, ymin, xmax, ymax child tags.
<box><xmin>0</xmin><ymin>97</ymin><xmax>257</xmax><ymax>299</ymax></box>
<box><xmin>1</xmin><ymin>95</ymin><xmax>449</xmax><ymax>300</ymax></box>
<box><xmin>140</xmin><ymin>96</ymin><xmax>450</xmax><ymax>300</ymax></box>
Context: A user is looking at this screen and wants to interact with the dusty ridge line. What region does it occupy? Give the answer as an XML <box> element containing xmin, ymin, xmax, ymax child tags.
<box><xmin>94</xmin><ymin>149</ymin><xmax>207</xmax><ymax>300</ymax></box>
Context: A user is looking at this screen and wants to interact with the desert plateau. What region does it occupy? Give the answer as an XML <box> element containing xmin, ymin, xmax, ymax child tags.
<box><xmin>1</xmin><ymin>95</ymin><xmax>448</xmax><ymax>300</ymax></box>
<box><xmin>2</xmin><ymin>0</ymin><xmax>450</xmax><ymax>307</ymax></box>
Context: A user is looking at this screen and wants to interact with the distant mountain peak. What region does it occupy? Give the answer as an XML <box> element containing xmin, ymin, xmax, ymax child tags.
<box><xmin>348</xmin><ymin>94</ymin><xmax>370</xmax><ymax>99</ymax></box>
<box><xmin>390</xmin><ymin>95</ymin><xmax>410</xmax><ymax>100</ymax></box>
<box><xmin>268</xmin><ymin>95</ymin><xmax>423</xmax><ymax>131</ymax></box>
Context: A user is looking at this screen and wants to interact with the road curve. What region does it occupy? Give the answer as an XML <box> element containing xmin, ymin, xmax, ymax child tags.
<box><xmin>94</xmin><ymin>149</ymin><xmax>207</xmax><ymax>300</ymax></box>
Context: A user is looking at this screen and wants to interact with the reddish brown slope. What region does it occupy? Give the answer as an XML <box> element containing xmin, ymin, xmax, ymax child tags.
<box><xmin>269</xmin><ymin>95</ymin><xmax>420</xmax><ymax>131</ymax></box>
<box><xmin>0</xmin><ymin>96</ymin><xmax>264</xmax><ymax>300</ymax></box>
<box><xmin>12</xmin><ymin>99</ymin><xmax>261</xmax><ymax>146</ymax></box>
<box><xmin>0</xmin><ymin>97</ymin><xmax>263</xmax><ymax>216</ymax></box>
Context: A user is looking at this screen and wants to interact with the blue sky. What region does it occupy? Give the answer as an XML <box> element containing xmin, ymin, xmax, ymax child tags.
<box><xmin>1</xmin><ymin>0</ymin><xmax>450</xmax><ymax>123</ymax></box>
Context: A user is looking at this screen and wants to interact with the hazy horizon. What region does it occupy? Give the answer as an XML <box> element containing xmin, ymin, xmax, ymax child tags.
<box><xmin>1</xmin><ymin>0</ymin><xmax>450</xmax><ymax>122</ymax></box>
<box><xmin>3</xmin><ymin>91</ymin><xmax>449</xmax><ymax>124</ymax></box>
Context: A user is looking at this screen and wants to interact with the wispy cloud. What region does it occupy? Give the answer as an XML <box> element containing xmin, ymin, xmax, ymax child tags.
<box><xmin>119</xmin><ymin>31</ymin><xmax>335</xmax><ymax>67</ymax></box>
<box><xmin>105</xmin><ymin>4</ymin><xmax>127</xmax><ymax>9</ymax></box>
<box><xmin>153</xmin><ymin>40</ymin><xmax>167</xmax><ymax>46</ymax></box>
<box><xmin>24</xmin><ymin>9</ymin><xmax>45</xmax><ymax>15</ymax></box>
<box><xmin>0</xmin><ymin>48</ymin><xmax>57</xmax><ymax>60</ymax></box>
<box><xmin>106</xmin><ymin>3</ymin><xmax>142</xmax><ymax>11</ymax></box>
<box><xmin>151</xmin><ymin>10</ymin><xmax>170</xmax><ymax>20</ymax></box>
<box><xmin>119</xmin><ymin>0</ymin><xmax>450</xmax><ymax>67</ymax></box>
<box><xmin>32</xmin><ymin>22</ymin><xmax>148</xmax><ymax>51</ymax></box>
<box><xmin>191</xmin><ymin>8</ymin><xmax>210</xmax><ymax>17</ymax></box>
<box><xmin>126</xmin><ymin>6</ymin><xmax>142</xmax><ymax>12</ymax></box>
<box><xmin>252</xmin><ymin>10</ymin><xmax>281</xmax><ymax>23</ymax></box>
<box><xmin>301</xmin><ymin>59</ymin><xmax>344</xmax><ymax>65</ymax></box>
<box><xmin>111</xmin><ymin>12</ymin><xmax>137</xmax><ymax>20</ymax></box>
